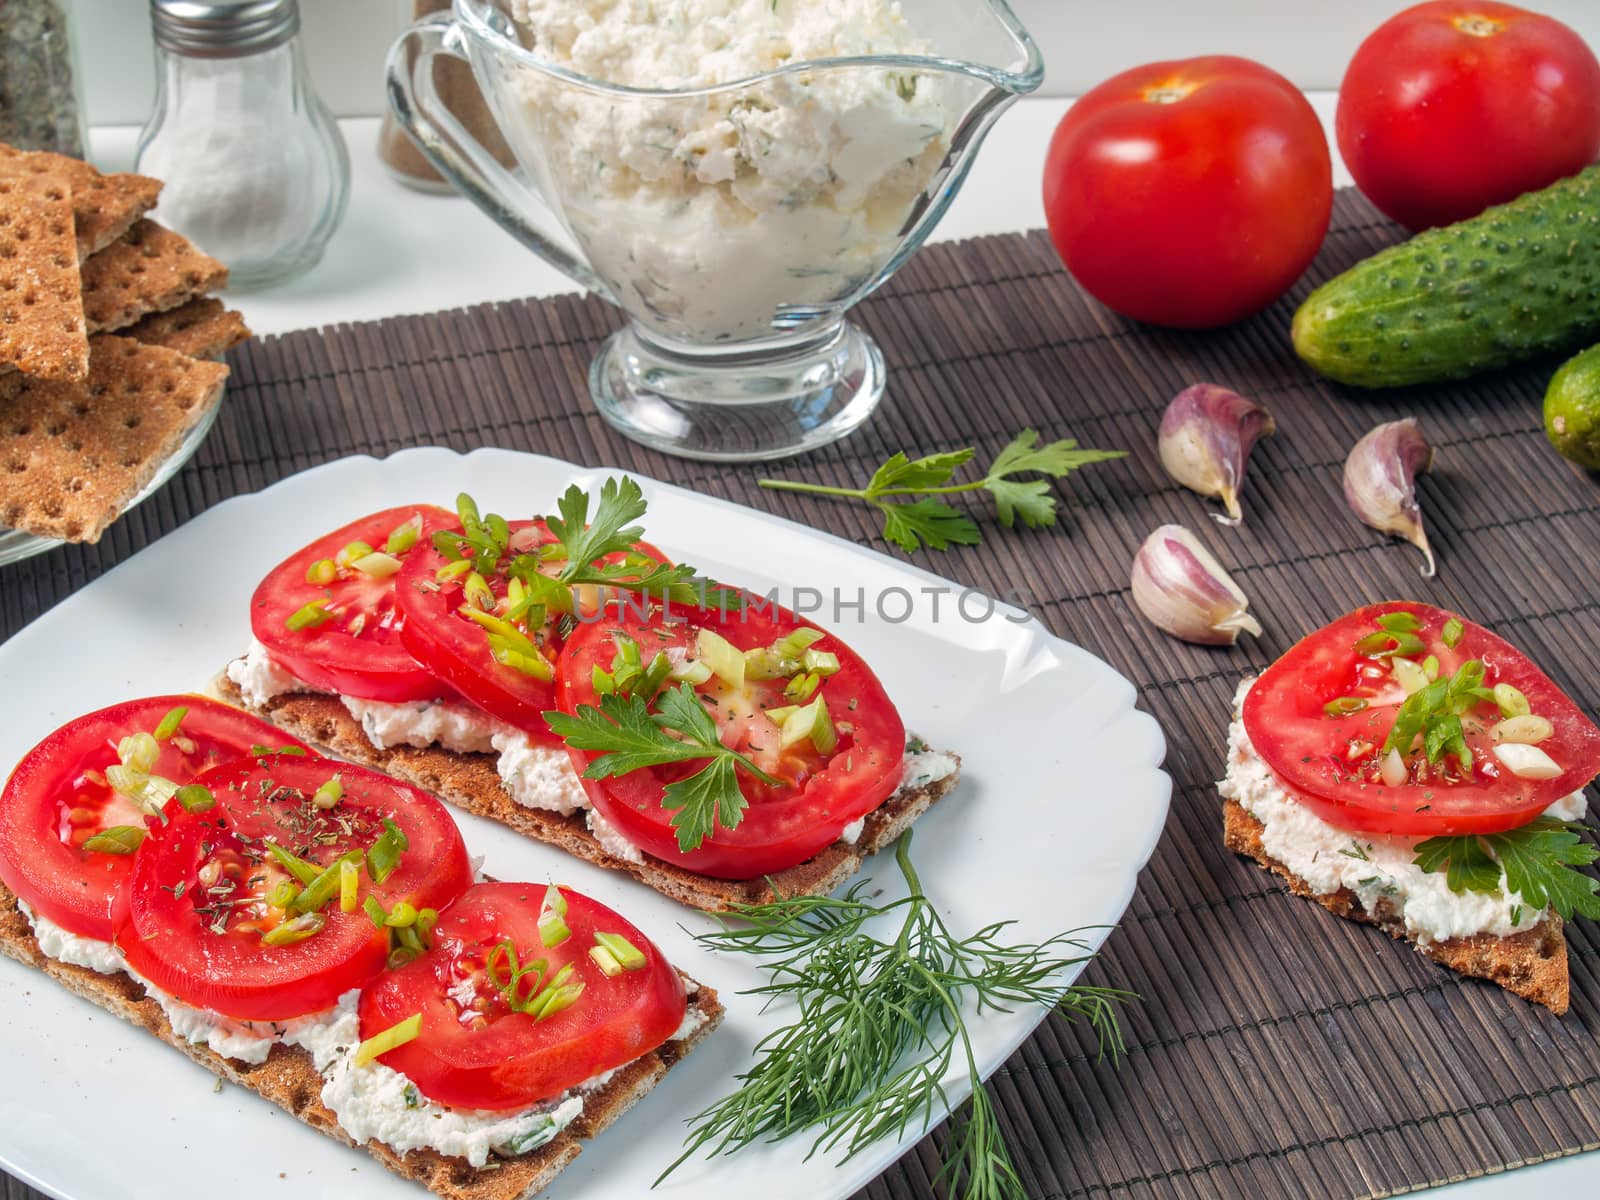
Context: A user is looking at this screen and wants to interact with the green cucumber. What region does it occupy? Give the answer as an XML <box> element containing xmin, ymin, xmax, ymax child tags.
<box><xmin>1292</xmin><ymin>167</ymin><xmax>1600</xmax><ymax>388</ymax></box>
<box><xmin>1544</xmin><ymin>343</ymin><xmax>1600</xmax><ymax>470</ymax></box>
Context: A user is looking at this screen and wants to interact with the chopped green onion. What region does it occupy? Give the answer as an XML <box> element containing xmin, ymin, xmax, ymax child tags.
<box><xmin>784</xmin><ymin>671</ymin><xmax>821</xmax><ymax>702</ymax></box>
<box><xmin>266</xmin><ymin>879</ymin><xmax>300</xmax><ymax>909</ymax></box>
<box><xmin>696</xmin><ymin>628</ymin><xmax>745</xmax><ymax>690</ymax></box>
<box><xmin>292</xmin><ymin>850</ymin><xmax>363</xmax><ymax>914</ymax></box>
<box><xmin>312</xmin><ymin>775</ymin><xmax>343</xmax><ymax>810</ymax></box>
<box><xmin>416</xmin><ymin>908</ymin><xmax>438</xmax><ymax>941</ymax></box>
<box><xmin>339</xmin><ymin>859</ymin><xmax>359</xmax><ymax>912</ymax></box>
<box><xmin>592</xmin><ymin>664</ymin><xmax>616</xmax><ymax>695</ymax></box>
<box><xmin>489</xmin><ymin>636</ymin><xmax>554</xmax><ymax>680</ymax></box>
<box><xmin>393</xmin><ymin>924</ymin><xmax>425</xmax><ymax>954</ymax></box>
<box><xmin>1493</xmin><ymin>683</ymin><xmax>1530</xmax><ymax>718</ymax></box>
<box><xmin>363</xmin><ymin>895</ymin><xmax>388</xmax><ymax>928</ymax></box>
<box><xmin>1422</xmin><ymin>655</ymin><xmax>1440</xmax><ymax>681</ymax></box>
<box><xmin>743</xmin><ymin>647</ymin><xmax>795</xmax><ymax>681</ymax></box>
<box><xmin>351</xmin><ymin>551</ymin><xmax>404</xmax><ymax>578</ymax></box>
<box><xmin>286</xmin><ymin>600</ymin><xmax>334</xmax><ymax>632</ymax></box>
<box><xmin>119</xmin><ymin>731</ymin><xmax>160</xmax><ymax>774</ymax></box>
<box><xmin>105</xmin><ymin>765</ymin><xmax>178</xmax><ymax>813</ymax></box>
<box><xmin>1376</xmin><ymin>611</ymin><xmax>1421</xmax><ymax>633</ymax></box>
<box><xmin>771</xmin><ymin>628</ymin><xmax>825</xmax><ymax>661</ymax></box>
<box><xmin>1323</xmin><ymin>696</ymin><xmax>1369</xmax><ymax>717</ymax></box>
<box><xmin>262</xmin><ymin>911</ymin><xmax>326</xmax><ymax>946</ymax></box>
<box><xmin>802</xmin><ymin>649</ymin><xmax>840</xmax><ymax>677</ymax></box>
<box><xmin>175</xmin><ymin>784</ymin><xmax>215</xmax><ymax>813</ymax></box>
<box><xmin>1391</xmin><ymin>657</ymin><xmax>1429</xmax><ymax>696</ymax></box>
<box><xmin>668</xmin><ymin>658</ymin><xmax>714</xmax><ymax>686</ymax></box>
<box><xmin>589</xmin><ymin>945</ymin><xmax>623</xmax><ymax>977</ymax></box>
<box><xmin>592</xmin><ymin>931</ymin><xmax>646</xmax><ymax>972</ymax></box>
<box><xmin>538</xmin><ymin>910</ymin><xmax>571</xmax><ymax>947</ymax></box>
<box><xmin>354</xmin><ymin>1013</ymin><xmax>422</xmax><ymax>1066</ymax></box>
<box><xmin>384</xmin><ymin>901</ymin><xmax>418</xmax><ymax>928</ymax></box>
<box><xmin>366</xmin><ymin>818</ymin><xmax>409</xmax><ymax>884</ymax></box>
<box><xmin>305</xmin><ymin>558</ymin><xmax>338</xmax><ymax>585</ymax></box>
<box><xmin>435</xmin><ymin>558</ymin><xmax>473</xmax><ymax>582</ymax></box>
<box><xmin>82</xmin><ymin>825</ymin><xmax>146</xmax><ymax>855</ymax></box>
<box><xmin>780</xmin><ymin>695</ymin><xmax>837</xmax><ymax>754</ymax></box>
<box><xmin>530</xmin><ymin>980</ymin><xmax>585</xmax><ymax>1021</ymax></box>
<box><xmin>463</xmin><ymin>571</ymin><xmax>496</xmax><ymax>611</ymax></box>
<box><xmin>384</xmin><ymin>515</ymin><xmax>423</xmax><ymax>556</ymax></box>
<box><xmin>387</xmin><ymin>946</ymin><xmax>421</xmax><ymax>970</ymax></box>
<box><xmin>153</xmin><ymin>706</ymin><xmax>188</xmax><ymax>741</ymax></box>
<box><xmin>265</xmin><ymin>841</ymin><xmax>322</xmax><ymax>886</ymax></box>
<box><xmin>763</xmin><ymin>704</ymin><xmax>799</xmax><ymax>724</ymax></box>
<box><xmin>1353</xmin><ymin>630</ymin><xmax>1427</xmax><ymax>658</ymax></box>
<box><xmin>542</xmin><ymin>885</ymin><xmax>568</xmax><ymax>917</ymax></box>
<box><xmin>1441</xmin><ymin>617</ymin><xmax>1464</xmax><ymax>648</ymax></box>
<box><xmin>336</xmin><ymin>540</ymin><xmax>374</xmax><ymax>569</ymax></box>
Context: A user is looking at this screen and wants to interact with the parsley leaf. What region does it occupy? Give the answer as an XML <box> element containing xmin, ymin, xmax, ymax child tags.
<box><xmin>758</xmin><ymin>429</ymin><xmax>1124</xmax><ymax>553</ymax></box>
<box><xmin>542</xmin><ymin>684</ymin><xmax>781</xmax><ymax>852</ymax></box>
<box><xmin>1414</xmin><ymin>818</ymin><xmax>1600</xmax><ymax>921</ymax></box>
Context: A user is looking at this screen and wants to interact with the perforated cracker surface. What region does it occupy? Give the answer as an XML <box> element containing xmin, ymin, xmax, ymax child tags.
<box><xmin>0</xmin><ymin>143</ymin><xmax>163</xmax><ymax>261</ymax></box>
<box><xmin>124</xmin><ymin>297</ymin><xmax>251</xmax><ymax>361</ymax></box>
<box><xmin>81</xmin><ymin>220</ymin><xmax>228</xmax><ymax>334</ymax></box>
<box><xmin>0</xmin><ymin>334</ymin><xmax>227</xmax><ymax>541</ymax></box>
<box><xmin>0</xmin><ymin>172</ymin><xmax>88</xmax><ymax>383</ymax></box>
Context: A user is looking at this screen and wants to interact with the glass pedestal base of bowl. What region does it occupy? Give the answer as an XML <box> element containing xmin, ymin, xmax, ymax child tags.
<box><xmin>591</xmin><ymin>321</ymin><xmax>886</xmax><ymax>463</ymax></box>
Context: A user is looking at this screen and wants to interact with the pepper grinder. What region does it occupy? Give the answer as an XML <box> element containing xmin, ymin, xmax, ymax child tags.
<box><xmin>135</xmin><ymin>0</ymin><xmax>350</xmax><ymax>290</ymax></box>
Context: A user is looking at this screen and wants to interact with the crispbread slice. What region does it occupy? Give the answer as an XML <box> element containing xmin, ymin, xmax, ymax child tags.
<box><xmin>1222</xmin><ymin>798</ymin><xmax>1570</xmax><ymax>1013</ymax></box>
<box><xmin>0</xmin><ymin>144</ymin><xmax>163</xmax><ymax>261</ymax></box>
<box><xmin>0</xmin><ymin>882</ymin><xmax>723</xmax><ymax>1200</ymax></box>
<box><xmin>0</xmin><ymin>171</ymin><xmax>88</xmax><ymax>382</ymax></box>
<box><xmin>80</xmin><ymin>219</ymin><xmax>228</xmax><ymax>334</ymax></box>
<box><xmin>124</xmin><ymin>297</ymin><xmax>251</xmax><ymax>361</ymax></box>
<box><xmin>0</xmin><ymin>333</ymin><xmax>227</xmax><ymax>542</ymax></box>
<box><xmin>216</xmin><ymin>677</ymin><xmax>962</xmax><ymax>912</ymax></box>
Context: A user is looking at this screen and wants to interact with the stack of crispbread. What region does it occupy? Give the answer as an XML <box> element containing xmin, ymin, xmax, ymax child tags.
<box><xmin>0</xmin><ymin>143</ymin><xmax>252</xmax><ymax>545</ymax></box>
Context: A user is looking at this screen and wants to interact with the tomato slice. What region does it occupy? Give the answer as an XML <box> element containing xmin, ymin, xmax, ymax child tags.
<box><xmin>555</xmin><ymin>602</ymin><xmax>906</xmax><ymax>878</ymax></box>
<box><xmin>0</xmin><ymin>696</ymin><xmax>307</xmax><ymax>942</ymax></box>
<box><xmin>251</xmin><ymin>505</ymin><xmax>461</xmax><ymax>702</ymax></box>
<box><xmin>359</xmin><ymin>882</ymin><xmax>686</xmax><ymax>1110</ymax></box>
<box><xmin>114</xmin><ymin>756</ymin><xmax>472</xmax><ymax>1019</ymax></box>
<box><xmin>1244</xmin><ymin>602</ymin><xmax>1600</xmax><ymax>836</ymax></box>
<box><xmin>396</xmin><ymin>517</ymin><xmax>671</xmax><ymax>737</ymax></box>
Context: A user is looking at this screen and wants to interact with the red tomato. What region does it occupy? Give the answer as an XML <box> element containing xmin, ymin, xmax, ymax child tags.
<box><xmin>0</xmin><ymin>696</ymin><xmax>305</xmax><ymax>942</ymax></box>
<box><xmin>360</xmin><ymin>882</ymin><xmax>685</xmax><ymax>1109</ymax></box>
<box><xmin>251</xmin><ymin>505</ymin><xmax>460</xmax><ymax>703</ymax></box>
<box><xmin>115</xmin><ymin>756</ymin><xmax>472</xmax><ymax>1019</ymax></box>
<box><xmin>555</xmin><ymin>601</ymin><xmax>906</xmax><ymax>878</ymax></box>
<box><xmin>1337</xmin><ymin>2</ymin><xmax>1600</xmax><ymax>231</ymax></box>
<box><xmin>397</xmin><ymin>518</ymin><xmax>671</xmax><ymax>737</ymax></box>
<box><xmin>1042</xmin><ymin>55</ymin><xmax>1332</xmax><ymax>328</ymax></box>
<box><xmin>1244</xmin><ymin>602</ymin><xmax>1600</xmax><ymax>836</ymax></box>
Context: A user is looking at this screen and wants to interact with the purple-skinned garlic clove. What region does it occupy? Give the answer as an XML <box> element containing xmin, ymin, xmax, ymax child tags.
<box><xmin>1157</xmin><ymin>383</ymin><xmax>1276</xmax><ymax>526</ymax></box>
<box><xmin>1130</xmin><ymin>524</ymin><xmax>1264</xmax><ymax>646</ymax></box>
<box><xmin>1343</xmin><ymin>418</ymin><xmax>1437</xmax><ymax>578</ymax></box>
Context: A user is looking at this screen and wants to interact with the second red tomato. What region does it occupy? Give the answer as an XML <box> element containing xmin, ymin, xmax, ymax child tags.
<box><xmin>1042</xmin><ymin>56</ymin><xmax>1332</xmax><ymax>329</ymax></box>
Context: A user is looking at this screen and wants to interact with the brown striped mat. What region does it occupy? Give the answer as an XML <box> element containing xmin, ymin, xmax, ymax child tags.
<box><xmin>4</xmin><ymin>187</ymin><xmax>1600</xmax><ymax>1200</ymax></box>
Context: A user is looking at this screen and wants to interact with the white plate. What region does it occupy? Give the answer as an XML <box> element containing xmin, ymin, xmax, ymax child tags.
<box><xmin>0</xmin><ymin>447</ymin><xmax>1170</xmax><ymax>1200</ymax></box>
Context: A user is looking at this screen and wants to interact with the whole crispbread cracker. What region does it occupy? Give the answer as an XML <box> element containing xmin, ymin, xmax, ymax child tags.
<box><xmin>0</xmin><ymin>171</ymin><xmax>88</xmax><ymax>382</ymax></box>
<box><xmin>81</xmin><ymin>219</ymin><xmax>228</xmax><ymax>334</ymax></box>
<box><xmin>0</xmin><ymin>333</ymin><xmax>227</xmax><ymax>542</ymax></box>
<box><xmin>0</xmin><ymin>143</ymin><xmax>162</xmax><ymax>261</ymax></box>
<box><xmin>0</xmin><ymin>882</ymin><xmax>723</xmax><ymax>1200</ymax></box>
<box><xmin>215</xmin><ymin>675</ymin><xmax>962</xmax><ymax>912</ymax></box>
<box><xmin>1222</xmin><ymin>798</ymin><xmax>1570</xmax><ymax>1014</ymax></box>
<box><xmin>124</xmin><ymin>297</ymin><xmax>251</xmax><ymax>361</ymax></box>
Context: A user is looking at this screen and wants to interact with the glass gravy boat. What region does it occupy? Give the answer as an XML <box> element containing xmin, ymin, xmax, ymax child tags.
<box><xmin>387</xmin><ymin>0</ymin><xmax>1043</xmax><ymax>461</ymax></box>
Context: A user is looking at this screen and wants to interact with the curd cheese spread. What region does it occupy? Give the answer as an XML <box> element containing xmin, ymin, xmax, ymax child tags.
<box><xmin>506</xmin><ymin>0</ymin><xmax>954</xmax><ymax>340</ymax></box>
<box><xmin>1219</xmin><ymin>678</ymin><xmax>1587</xmax><ymax>946</ymax></box>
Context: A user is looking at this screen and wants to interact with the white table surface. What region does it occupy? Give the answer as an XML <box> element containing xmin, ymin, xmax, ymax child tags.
<box><xmin>87</xmin><ymin>96</ymin><xmax>1595</xmax><ymax>1198</ymax></box>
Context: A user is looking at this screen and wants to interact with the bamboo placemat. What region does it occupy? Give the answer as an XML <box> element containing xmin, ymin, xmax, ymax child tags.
<box><xmin>3</xmin><ymin>188</ymin><xmax>1599</xmax><ymax>1200</ymax></box>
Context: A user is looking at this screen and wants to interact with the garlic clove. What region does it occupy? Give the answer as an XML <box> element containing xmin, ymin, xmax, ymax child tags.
<box><xmin>1158</xmin><ymin>383</ymin><xmax>1276</xmax><ymax>526</ymax></box>
<box><xmin>1343</xmin><ymin>418</ymin><xmax>1437</xmax><ymax>578</ymax></box>
<box><xmin>1130</xmin><ymin>524</ymin><xmax>1263</xmax><ymax>646</ymax></box>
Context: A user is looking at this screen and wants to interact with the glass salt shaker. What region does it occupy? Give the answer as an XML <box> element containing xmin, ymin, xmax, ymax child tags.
<box><xmin>134</xmin><ymin>0</ymin><xmax>350</xmax><ymax>290</ymax></box>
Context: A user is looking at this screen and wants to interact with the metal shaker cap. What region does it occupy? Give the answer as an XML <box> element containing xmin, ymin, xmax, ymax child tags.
<box><xmin>150</xmin><ymin>0</ymin><xmax>301</xmax><ymax>57</ymax></box>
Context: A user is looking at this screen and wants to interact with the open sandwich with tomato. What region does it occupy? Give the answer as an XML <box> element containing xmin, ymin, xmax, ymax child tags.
<box><xmin>1220</xmin><ymin>602</ymin><xmax>1600</xmax><ymax>1013</ymax></box>
<box><xmin>0</xmin><ymin>696</ymin><xmax>723</xmax><ymax>1199</ymax></box>
<box><xmin>217</xmin><ymin>479</ymin><xmax>962</xmax><ymax>911</ymax></box>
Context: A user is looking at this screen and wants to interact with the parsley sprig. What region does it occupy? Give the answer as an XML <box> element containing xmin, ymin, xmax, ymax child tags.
<box><xmin>1414</xmin><ymin>818</ymin><xmax>1600</xmax><ymax>922</ymax></box>
<box><xmin>758</xmin><ymin>430</ymin><xmax>1125</xmax><ymax>553</ymax></box>
<box><xmin>661</xmin><ymin>832</ymin><xmax>1129</xmax><ymax>1199</ymax></box>
<box><xmin>543</xmin><ymin>684</ymin><xmax>781</xmax><ymax>851</ymax></box>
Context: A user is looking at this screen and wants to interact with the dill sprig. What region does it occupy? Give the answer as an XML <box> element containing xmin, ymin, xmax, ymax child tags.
<box><xmin>661</xmin><ymin>831</ymin><xmax>1131</xmax><ymax>1198</ymax></box>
